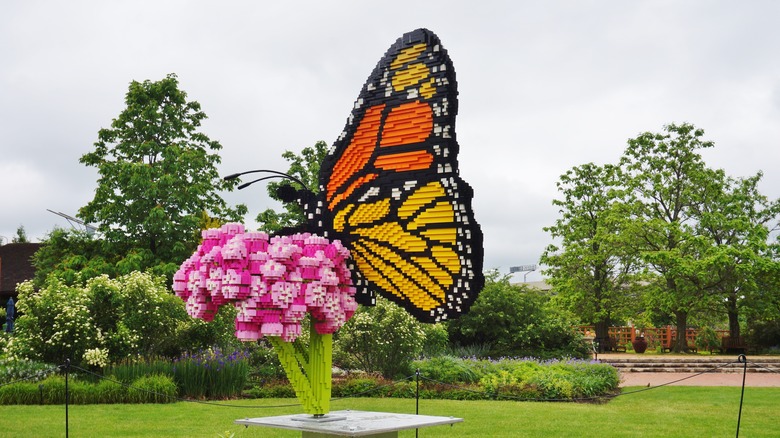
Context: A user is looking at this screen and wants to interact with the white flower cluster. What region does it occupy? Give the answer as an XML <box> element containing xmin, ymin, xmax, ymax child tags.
<box><xmin>83</xmin><ymin>348</ymin><xmax>109</xmax><ymax>368</ymax></box>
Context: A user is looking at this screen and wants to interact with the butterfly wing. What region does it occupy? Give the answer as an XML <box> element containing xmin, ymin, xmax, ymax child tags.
<box><xmin>311</xmin><ymin>28</ymin><xmax>484</xmax><ymax>323</ymax></box>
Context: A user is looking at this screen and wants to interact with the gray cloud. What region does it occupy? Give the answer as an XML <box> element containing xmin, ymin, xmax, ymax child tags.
<box><xmin>2</xmin><ymin>1</ymin><xmax>779</xmax><ymax>283</ymax></box>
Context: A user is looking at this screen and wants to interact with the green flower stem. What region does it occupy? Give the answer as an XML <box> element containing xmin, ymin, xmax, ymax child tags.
<box><xmin>269</xmin><ymin>326</ymin><xmax>332</xmax><ymax>416</ymax></box>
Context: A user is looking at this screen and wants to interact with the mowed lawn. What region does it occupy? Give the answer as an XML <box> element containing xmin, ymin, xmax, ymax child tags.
<box><xmin>0</xmin><ymin>387</ymin><xmax>776</xmax><ymax>437</ymax></box>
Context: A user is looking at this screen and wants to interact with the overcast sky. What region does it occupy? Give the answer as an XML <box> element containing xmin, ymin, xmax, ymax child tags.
<box><xmin>2</xmin><ymin>1</ymin><xmax>780</xmax><ymax>282</ymax></box>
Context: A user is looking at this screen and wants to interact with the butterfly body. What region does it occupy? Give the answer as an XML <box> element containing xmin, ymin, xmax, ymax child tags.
<box><xmin>297</xmin><ymin>29</ymin><xmax>483</xmax><ymax>323</ymax></box>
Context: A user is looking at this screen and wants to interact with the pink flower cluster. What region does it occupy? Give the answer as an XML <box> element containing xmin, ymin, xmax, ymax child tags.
<box><xmin>173</xmin><ymin>223</ymin><xmax>357</xmax><ymax>342</ymax></box>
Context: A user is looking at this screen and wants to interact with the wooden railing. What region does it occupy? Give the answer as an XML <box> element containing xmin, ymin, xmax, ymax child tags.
<box><xmin>577</xmin><ymin>325</ymin><xmax>730</xmax><ymax>352</ymax></box>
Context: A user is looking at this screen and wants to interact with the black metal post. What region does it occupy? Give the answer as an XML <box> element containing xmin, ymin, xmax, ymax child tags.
<box><xmin>736</xmin><ymin>354</ymin><xmax>747</xmax><ymax>438</ymax></box>
<box><xmin>416</xmin><ymin>369</ymin><xmax>420</xmax><ymax>415</ymax></box>
<box><xmin>416</xmin><ymin>368</ymin><xmax>420</xmax><ymax>438</ymax></box>
<box><xmin>64</xmin><ymin>359</ymin><xmax>70</xmax><ymax>438</ymax></box>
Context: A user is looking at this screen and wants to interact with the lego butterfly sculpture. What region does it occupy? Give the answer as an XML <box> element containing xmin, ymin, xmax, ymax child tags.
<box><xmin>174</xmin><ymin>28</ymin><xmax>483</xmax><ymax>415</ymax></box>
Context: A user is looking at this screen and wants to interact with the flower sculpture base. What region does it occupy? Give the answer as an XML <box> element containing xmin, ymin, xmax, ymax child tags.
<box><xmin>236</xmin><ymin>410</ymin><xmax>463</xmax><ymax>437</ymax></box>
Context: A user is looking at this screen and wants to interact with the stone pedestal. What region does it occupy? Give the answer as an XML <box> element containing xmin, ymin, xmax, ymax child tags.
<box><xmin>236</xmin><ymin>410</ymin><xmax>463</xmax><ymax>437</ymax></box>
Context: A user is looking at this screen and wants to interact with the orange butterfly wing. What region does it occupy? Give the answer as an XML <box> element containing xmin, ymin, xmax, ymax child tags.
<box><xmin>311</xmin><ymin>29</ymin><xmax>483</xmax><ymax>322</ymax></box>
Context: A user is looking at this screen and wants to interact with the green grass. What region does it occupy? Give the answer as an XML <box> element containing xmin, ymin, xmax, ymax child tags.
<box><xmin>0</xmin><ymin>387</ymin><xmax>776</xmax><ymax>437</ymax></box>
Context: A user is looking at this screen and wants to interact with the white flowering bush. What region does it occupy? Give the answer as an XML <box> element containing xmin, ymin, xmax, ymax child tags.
<box><xmin>6</xmin><ymin>272</ymin><xmax>196</xmax><ymax>366</ymax></box>
<box><xmin>110</xmin><ymin>272</ymin><xmax>184</xmax><ymax>357</ymax></box>
<box><xmin>9</xmin><ymin>278</ymin><xmax>95</xmax><ymax>364</ymax></box>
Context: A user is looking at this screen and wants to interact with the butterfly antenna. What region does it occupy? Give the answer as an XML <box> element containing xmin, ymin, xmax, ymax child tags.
<box><xmin>223</xmin><ymin>169</ymin><xmax>310</xmax><ymax>192</ymax></box>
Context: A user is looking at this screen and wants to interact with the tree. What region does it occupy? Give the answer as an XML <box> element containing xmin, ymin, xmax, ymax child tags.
<box><xmin>11</xmin><ymin>225</ymin><xmax>29</xmax><ymax>243</ymax></box>
<box><xmin>541</xmin><ymin>163</ymin><xmax>640</xmax><ymax>351</ymax></box>
<box><xmin>255</xmin><ymin>141</ymin><xmax>328</xmax><ymax>233</ymax></box>
<box><xmin>690</xmin><ymin>170</ymin><xmax>780</xmax><ymax>339</ymax></box>
<box><xmin>618</xmin><ymin>123</ymin><xmax>721</xmax><ymax>352</ymax></box>
<box><xmin>78</xmin><ymin>73</ymin><xmax>246</xmax><ymax>279</ymax></box>
<box><xmin>31</xmin><ymin>228</ymin><xmax>115</xmax><ymax>288</ymax></box>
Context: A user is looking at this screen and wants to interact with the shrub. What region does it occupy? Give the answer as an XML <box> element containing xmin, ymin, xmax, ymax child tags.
<box><xmin>244</xmin><ymin>376</ymin><xmax>417</xmax><ymax>400</ymax></box>
<box><xmin>480</xmin><ymin>370</ymin><xmax>517</xmax><ymax>398</ymax></box>
<box><xmin>414</xmin><ymin>356</ymin><xmax>619</xmax><ymax>401</ymax></box>
<box><xmin>0</xmin><ymin>372</ymin><xmax>183</xmax><ymax>404</ymax></box>
<box><xmin>0</xmin><ymin>375</ymin><xmax>75</xmax><ymax>405</ymax></box>
<box><xmin>696</xmin><ymin>326</ymin><xmax>721</xmax><ymax>352</ymax></box>
<box><xmin>334</xmin><ymin>296</ymin><xmax>427</xmax><ymax>379</ymax></box>
<box><xmin>480</xmin><ymin>371</ymin><xmax>541</xmax><ymax>400</ymax></box>
<box><xmin>562</xmin><ymin>362</ymin><xmax>620</xmax><ymax>398</ymax></box>
<box><xmin>332</xmin><ymin>377</ymin><xmax>381</xmax><ymax>397</ymax></box>
<box><xmin>412</xmin><ymin>356</ymin><xmax>481</xmax><ymax>384</ymax></box>
<box><xmin>384</xmin><ymin>381</ymin><xmax>416</xmax><ymax>398</ymax></box>
<box><xmin>529</xmin><ymin>369</ymin><xmax>574</xmax><ymax>400</ymax></box>
<box><xmin>127</xmin><ymin>374</ymin><xmax>177</xmax><ymax>403</ymax></box>
<box><xmin>0</xmin><ymin>381</ymin><xmax>41</xmax><ymax>404</ymax></box>
<box><xmin>333</xmin><ymin>378</ymin><xmax>418</xmax><ymax>399</ymax></box>
<box><xmin>106</xmin><ymin>357</ymin><xmax>173</xmax><ymax>384</ymax></box>
<box><xmin>243</xmin><ymin>381</ymin><xmax>296</xmax><ymax>398</ymax></box>
<box><xmin>447</xmin><ymin>272</ymin><xmax>589</xmax><ymax>359</ymax></box>
<box><xmin>92</xmin><ymin>378</ymin><xmax>126</xmax><ymax>404</ymax></box>
<box><xmin>41</xmin><ymin>375</ymin><xmax>69</xmax><ymax>404</ymax></box>
<box><xmin>521</xmin><ymin>360</ymin><xmax>619</xmax><ymax>400</ymax></box>
<box><xmin>420</xmin><ymin>323</ymin><xmax>449</xmax><ymax>357</ymax></box>
<box><xmin>6</xmin><ymin>272</ymin><xmax>204</xmax><ymax>366</ymax></box>
<box><xmin>171</xmin><ymin>304</ymin><xmax>243</xmax><ymax>357</ymax></box>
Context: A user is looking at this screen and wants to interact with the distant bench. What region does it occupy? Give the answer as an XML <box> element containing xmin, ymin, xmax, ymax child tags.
<box><xmin>710</xmin><ymin>336</ymin><xmax>748</xmax><ymax>354</ymax></box>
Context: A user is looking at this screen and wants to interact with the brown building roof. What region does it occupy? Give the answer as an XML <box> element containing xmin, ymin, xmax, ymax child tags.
<box><xmin>0</xmin><ymin>243</ymin><xmax>41</xmax><ymax>297</ymax></box>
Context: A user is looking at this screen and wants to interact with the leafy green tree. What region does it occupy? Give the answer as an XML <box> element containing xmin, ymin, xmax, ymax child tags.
<box><xmin>11</xmin><ymin>226</ymin><xmax>29</xmax><ymax>243</ymax></box>
<box><xmin>447</xmin><ymin>271</ymin><xmax>589</xmax><ymax>359</ymax></box>
<box><xmin>78</xmin><ymin>73</ymin><xmax>246</xmax><ymax>279</ymax></box>
<box><xmin>31</xmin><ymin>228</ymin><xmax>115</xmax><ymax>288</ymax></box>
<box><xmin>749</xmin><ymin>246</ymin><xmax>780</xmax><ymax>347</ymax></box>
<box><xmin>541</xmin><ymin>163</ymin><xmax>640</xmax><ymax>351</ymax></box>
<box><xmin>619</xmin><ymin>123</ymin><xmax>723</xmax><ymax>352</ymax></box>
<box><xmin>255</xmin><ymin>141</ymin><xmax>328</xmax><ymax>233</ymax></box>
<box><xmin>691</xmin><ymin>170</ymin><xmax>780</xmax><ymax>338</ymax></box>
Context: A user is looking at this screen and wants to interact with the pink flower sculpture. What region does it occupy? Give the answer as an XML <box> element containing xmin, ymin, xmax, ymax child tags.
<box><xmin>173</xmin><ymin>223</ymin><xmax>358</xmax><ymax>342</ymax></box>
